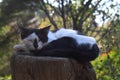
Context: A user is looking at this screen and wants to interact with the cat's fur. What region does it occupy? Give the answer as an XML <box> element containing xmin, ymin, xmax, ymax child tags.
<box><xmin>14</xmin><ymin>26</ymin><xmax>50</xmax><ymax>52</ymax></box>
<box><xmin>14</xmin><ymin>26</ymin><xmax>99</xmax><ymax>62</ymax></box>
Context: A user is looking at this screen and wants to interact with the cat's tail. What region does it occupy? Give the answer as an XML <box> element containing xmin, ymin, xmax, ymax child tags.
<box><xmin>73</xmin><ymin>44</ymin><xmax>100</xmax><ymax>62</ymax></box>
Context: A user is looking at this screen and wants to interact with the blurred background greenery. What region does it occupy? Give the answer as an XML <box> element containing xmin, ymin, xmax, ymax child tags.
<box><xmin>0</xmin><ymin>0</ymin><xmax>120</xmax><ymax>80</ymax></box>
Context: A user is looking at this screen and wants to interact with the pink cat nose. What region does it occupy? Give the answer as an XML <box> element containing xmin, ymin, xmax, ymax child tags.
<box><xmin>33</xmin><ymin>39</ymin><xmax>38</xmax><ymax>49</ymax></box>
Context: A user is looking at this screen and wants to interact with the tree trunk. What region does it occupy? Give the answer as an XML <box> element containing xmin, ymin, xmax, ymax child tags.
<box><xmin>10</xmin><ymin>53</ymin><xmax>96</xmax><ymax>80</ymax></box>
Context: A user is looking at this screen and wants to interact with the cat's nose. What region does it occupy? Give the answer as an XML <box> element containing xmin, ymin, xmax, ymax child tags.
<box><xmin>33</xmin><ymin>39</ymin><xmax>38</xmax><ymax>49</ymax></box>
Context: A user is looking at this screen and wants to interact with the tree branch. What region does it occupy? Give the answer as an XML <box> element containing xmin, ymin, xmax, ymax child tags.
<box><xmin>75</xmin><ymin>0</ymin><xmax>93</xmax><ymax>31</ymax></box>
<box><xmin>78</xmin><ymin>0</ymin><xmax>102</xmax><ymax>31</ymax></box>
<box><xmin>61</xmin><ymin>0</ymin><xmax>66</xmax><ymax>28</ymax></box>
<box><xmin>40</xmin><ymin>0</ymin><xmax>58</xmax><ymax>30</ymax></box>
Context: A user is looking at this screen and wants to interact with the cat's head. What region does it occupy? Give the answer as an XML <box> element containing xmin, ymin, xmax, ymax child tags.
<box><xmin>19</xmin><ymin>25</ymin><xmax>51</xmax><ymax>50</ymax></box>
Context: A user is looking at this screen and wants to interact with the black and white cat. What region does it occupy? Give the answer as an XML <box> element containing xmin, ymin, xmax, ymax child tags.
<box><xmin>14</xmin><ymin>25</ymin><xmax>99</xmax><ymax>62</ymax></box>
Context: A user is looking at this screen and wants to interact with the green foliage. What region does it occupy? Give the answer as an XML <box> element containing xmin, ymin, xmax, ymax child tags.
<box><xmin>92</xmin><ymin>48</ymin><xmax>120</xmax><ymax>80</ymax></box>
<box><xmin>0</xmin><ymin>75</ymin><xmax>11</xmax><ymax>80</ymax></box>
<box><xmin>0</xmin><ymin>25</ymin><xmax>20</xmax><ymax>76</ymax></box>
<box><xmin>0</xmin><ymin>25</ymin><xmax>10</xmax><ymax>35</ymax></box>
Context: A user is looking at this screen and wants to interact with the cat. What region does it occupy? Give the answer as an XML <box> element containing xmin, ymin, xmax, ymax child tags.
<box><xmin>14</xmin><ymin>25</ymin><xmax>99</xmax><ymax>62</ymax></box>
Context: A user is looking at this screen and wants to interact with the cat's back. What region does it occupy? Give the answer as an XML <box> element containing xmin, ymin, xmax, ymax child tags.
<box><xmin>54</xmin><ymin>28</ymin><xmax>77</xmax><ymax>38</ymax></box>
<box><xmin>48</xmin><ymin>28</ymin><xmax>96</xmax><ymax>46</ymax></box>
<box><xmin>47</xmin><ymin>28</ymin><xmax>77</xmax><ymax>42</ymax></box>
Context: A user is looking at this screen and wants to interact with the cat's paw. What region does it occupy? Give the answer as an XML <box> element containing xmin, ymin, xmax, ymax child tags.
<box><xmin>13</xmin><ymin>45</ymin><xmax>27</xmax><ymax>53</ymax></box>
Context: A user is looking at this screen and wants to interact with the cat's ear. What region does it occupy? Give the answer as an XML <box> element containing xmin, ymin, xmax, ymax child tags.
<box><xmin>17</xmin><ymin>23</ymin><xmax>29</xmax><ymax>39</ymax></box>
<box><xmin>17</xmin><ymin>21</ymin><xmax>28</xmax><ymax>33</ymax></box>
<box><xmin>19</xmin><ymin>26</ymin><xmax>28</xmax><ymax>34</ymax></box>
<box><xmin>18</xmin><ymin>27</ymin><xmax>30</xmax><ymax>39</ymax></box>
<box><xmin>41</xmin><ymin>25</ymin><xmax>51</xmax><ymax>34</ymax></box>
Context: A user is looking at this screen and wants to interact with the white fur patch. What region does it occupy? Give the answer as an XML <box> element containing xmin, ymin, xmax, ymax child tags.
<box><xmin>71</xmin><ymin>34</ymin><xmax>96</xmax><ymax>45</ymax></box>
<box><xmin>47</xmin><ymin>28</ymin><xmax>77</xmax><ymax>43</ymax></box>
<box><xmin>13</xmin><ymin>44</ymin><xmax>29</xmax><ymax>52</ymax></box>
<box><xmin>47</xmin><ymin>31</ymin><xmax>57</xmax><ymax>43</ymax></box>
<box><xmin>47</xmin><ymin>28</ymin><xmax>96</xmax><ymax>48</ymax></box>
<box><xmin>23</xmin><ymin>33</ymin><xmax>44</xmax><ymax>50</ymax></box>
<box><xmin>55</xmin><ymin>28</ymin><xmax>77</xmax><ymax>38</ymax></box>
<box><xmin>23</xmin><ymin>33</ymin><xmax>39</xmax><ymax>42</ymax></box>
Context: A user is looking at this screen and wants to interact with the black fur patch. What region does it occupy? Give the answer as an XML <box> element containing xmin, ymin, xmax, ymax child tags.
<box><xmin>32</xmin><ymin>37</ymin><xmax>99</xmax><ymax>62</ymax></box>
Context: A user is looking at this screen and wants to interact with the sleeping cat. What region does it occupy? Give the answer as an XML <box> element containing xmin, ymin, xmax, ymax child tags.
<box><xmin>14</xmin><ymin>25</ymin><xmax>99</xmax><ymax>62</ymax></box>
